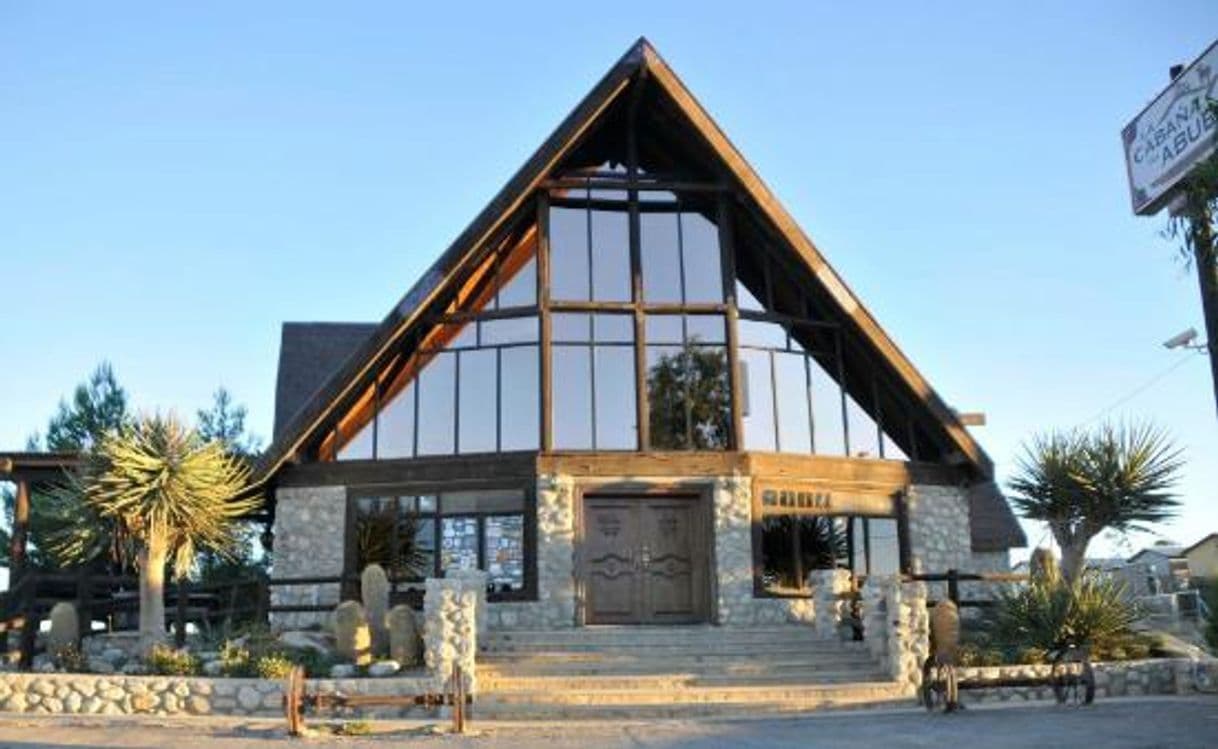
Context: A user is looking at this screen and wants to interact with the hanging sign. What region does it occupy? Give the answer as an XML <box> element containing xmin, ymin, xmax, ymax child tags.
<box><xmin>755</xmin><ymin>480</ymin><xmax>897</xmax><ymax>517</ymax></box>
<box><xmin>1122</xmin><ymin>39</ymin><xmax>1218</xmax><ymax>216</ymax></box>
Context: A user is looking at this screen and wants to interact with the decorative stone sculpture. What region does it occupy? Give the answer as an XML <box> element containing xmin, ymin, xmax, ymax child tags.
<box><xmin>333</xmin><ymin>601</ymin><xmax>372</xmax><ymax>666</ymax></box>
<box><xmin>361</xmin><ymin>564</ymin><xmax>391</xmax><ymax>656</ymax></box>
<box><xmin>388</xmin><ymin>604</ymin><xmax>421</xmax><ymax>667</ymax></box>
<box><xmin>47</xmin><ymin>602</ymin><xmax>80</xmax><ymax>654</ymax></box>
<box><xmin>1029</xmin><ymin>547</ymin><xmax>1060</xmax><ymax>586</ymax></box>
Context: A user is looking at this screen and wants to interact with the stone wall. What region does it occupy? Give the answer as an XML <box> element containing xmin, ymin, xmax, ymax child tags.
<box><xmin>862</xmin><ymin>575</ymin><xmax>929</xmax><ymax>692</ymax></box>
<box><xmin>956</xmin><ymin>659</ymin><xmax>1209</xmax><ymax>703</ymax></box>
<box><xmin>907</xmin><ymin>483</ymin><xmax>1010</xmax><ymax>602</ymax></box>
<box><xmin>270</xmin><ymin>485</ymin><xmax>347</xmax><ymax>629</ymax></box>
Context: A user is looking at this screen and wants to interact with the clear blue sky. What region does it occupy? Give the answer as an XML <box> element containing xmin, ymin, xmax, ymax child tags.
<box><xmin>2</xmin><ymin>2</ymin><xmax>1216</xmax><ymax>560</ymax></box>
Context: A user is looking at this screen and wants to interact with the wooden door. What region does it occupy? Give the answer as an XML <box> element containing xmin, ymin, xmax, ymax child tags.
<box><xmin>582</xmin><ymin>495</ymin><xmax>707</xmax><ymax>624</ymax></box>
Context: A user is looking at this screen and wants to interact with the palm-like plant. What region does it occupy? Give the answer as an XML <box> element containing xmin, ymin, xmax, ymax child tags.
<box><xmin>51</xmin><ymin>414</ymin><xmax>256</xmax><ymax>653</ymax></box>
<box><xmin>984</xmin><ymin>573</ymin><xmax>1142</xmax><ymax>658</ymax></box>
<box><xmin>1008</xmin><ymin>422</ymin><xmax>1183</xmax><ymax>583</ymax></box>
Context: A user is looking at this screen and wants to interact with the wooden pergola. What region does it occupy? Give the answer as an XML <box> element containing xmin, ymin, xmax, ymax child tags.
<box><xmin>0</xmin><ymin>452</ymin><xmax>79</xmax><ymax>585</ymax></box>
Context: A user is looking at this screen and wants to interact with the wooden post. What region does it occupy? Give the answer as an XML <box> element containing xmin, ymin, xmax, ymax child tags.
<box><xmin>946</xmin><ymin>569</ymin><xmax>960</xmax><ymax>607</ymax></box>
<box><xmin>1185</xmin><ymin>188</ymin><xmax>1218</xmax><ymax>419</ymax></box>
<box><xmin>74</xmin><ymin>565</ymin><xmax>92</xmax><ymax>646</ymax></box>
<box><xmin>174</xmin><ymin>578</ymin><xmax>189</xmax><ymax>648</ymax></box>
<box><xmin>10</xmin><ymin>480</ymin><xmax>29</xmax><ymax>583</ymax></box>
<box><xmin>18</xmin><ymin>586</ymin><xmax>37</xmax><ymax>670</ymax></box>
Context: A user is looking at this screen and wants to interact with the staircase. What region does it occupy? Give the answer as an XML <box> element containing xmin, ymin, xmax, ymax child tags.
<box><xmin>475</xmin><ymin>626</ymin><xmax>910</xmax><ymax>719</ymax></box>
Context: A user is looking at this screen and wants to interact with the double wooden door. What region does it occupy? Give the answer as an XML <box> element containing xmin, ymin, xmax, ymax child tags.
<box><xmin>582</xmin><ymin>495</ymin><xmax>709</xmax><ymax>625</ymax></box>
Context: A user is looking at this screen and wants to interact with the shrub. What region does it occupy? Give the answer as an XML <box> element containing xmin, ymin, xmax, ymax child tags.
<box><xmin>255</xmin><ymin>653</ymin><xmax>296</xmax><ymax>679</ymax></box>
<box><xmin>983</xmin><ymin>573</ymin><xmax>1142</xmax><ymax>658</ymax></box>
<box><xmin>217</xmin><ymin>641</ymin><xmax>254</xmax><ymax>677</ymax></box>
<box><xmin>146</xmin><ymin>645</ymin><xmax>201</xmax><ymax>676</ymax></box>
<box><xmin>52</xmin><ymin>644</ymin><xmax>90</xmax><ymax>673</ymax></box>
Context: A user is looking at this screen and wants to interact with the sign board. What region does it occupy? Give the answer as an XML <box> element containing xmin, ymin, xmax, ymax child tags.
<box><xmin>1123</xmin><ymin>39</ymin><xmax>1218</xmax><ymax>215</ymax></box>
<box><xmin>755</xmin><ymin>480</ymin><xmax>897</xmax><ymax>517</ymax></box>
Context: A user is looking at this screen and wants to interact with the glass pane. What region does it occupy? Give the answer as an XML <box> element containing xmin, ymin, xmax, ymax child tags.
<box><xmin>809</xmin><ymin>356</ymin><xmax>845</xmax><ymax>456</ymax></box>
<box><xmin>354</xmin><ymin>498</ymin><xmax>395</xmax><ymax>570</ymax></box>
<box><xmin>882</xmin><ymin>430</ymin><xmax>909</xmax><ymax>461</ymax></box>
<box><xmin>337</xmin><ymin>418</ymin><xmax>373</xmax><ymax>461</ymax></box>
<box><xmin>774</xmin><ymin>352</ymin><xmax>812</xmax><ymax>453</ymax></box>
<box><xmin>639</xmin><ymin>189</ymin><xmax>678</xmax><ymax>203</ymax></box>
<box><xmin>680</xmin><ymin>212</ymin><xmax>723</xmax><ymax>302</ymax></box>
<box><xmin>416</xmin><ymin>352</ymin><xmax>456</xmax><ymax>455</ymax></box>
<box><xmin>640</xmin><ymin>211</ymin><xmax>682</xmax><ymax>302</ymax></box>
<box><xmin>552</xmin><ymin>313</ymin><xmax>590</xmax><ymax>343</ymax></box>
<box><xmin>592</xmin><ymin>314</ymin><xmax>633</xmax><ymax>343</ymax></box>
<box><xmin>550</xmin><ymin>206</ymin><xmax>589</xmax><ymax>301</ymax></box>
<box><xmin>377</xmin><ymin>381</ymin><xmax>415</xmax><ymax>459</ymax></box>
<box><xmin>441</xmin><ymin>517</ymin><xmax>480</xmax><ymax>573</ymax></box>
<box><xmin>845</xmin><ymin>387</ymin><xmax>881</xmax><ymax>459</ymax></box>
<box><xmin>497</xmin><ymin>255</ymin><xmax>536</xmax><ymax>308</ymax></box>
<box><xmin>738</xmin><ymin>319</ymin><xmax>788</xmax><ymax>349</ymax></box>
<box><xmin>594</xmin><ymin>346</ymin><xmax>637</xmax><ymax>449</ymax></box>
<box><xmin>647</xmin><ymin>345</ymin><xmax>730</xmax><ymax>450</ymax></box>
<box><xmin>868</xmin><ymin>518</ymin><xmax>901</xmax><ymax>576</ymax></box>
<box><xmin>740</xmin><ymin>349</ymin><xmax>776</xmax><ymax>451</ymax></box>
<box><xmin>446</xmin><ymin>321</ymin><xmax>477</xmax><ymax>350</ymax></box>
<box><xmin>553</xmin><ymin>345</ymin><xmax>593</xmax><ymax>449</ymax></box>
<box><xmin>442</xmin><ymin>489</ymin><xmax>526</xmax><ymax>514</ymax></box>
<box><xmin>396</xmin><ymin>503</ymin><xmax>434</xmax><ymax>579</ymax></box>
<box><xmin>500</xmin><ymin>345</ymin><xmax>539</xmax><ymax>451</ymax></box>
<box><xmin>418</xmin><ymin>494</ymin><xmax>437</xmax><ymax>513</ymax></box>
<box><xmin>736</xmin><ymin>278</ymin><xmax>765</xmax><ymax>312</ymax></box>
<box><xmin>685</xmin><ymin>314</ymin><xmax>725</xmax><ymax>344</ymax></box>
<box><xmin>458</xmin><ymin>349</ymin><xmax>497</xmax><ymax>454</ymax></box>
<box><xmin>484</xmin><ymin>515</ymin><xmax>526</xmax><ymax>592</ymax></box>
<box><xmin>644</xmin><ymin>314</ymin><xmax>684</xmax><ymax>344</ymax></box>
<box><xmin>590</xmin><ymin>209</ymin><xmax>631</xmax><ymax>301</ymax></box>
<box><xmin>480</xmin><ymin>315</ymin><xmax>538</xmax><ymax>345</ymax></box>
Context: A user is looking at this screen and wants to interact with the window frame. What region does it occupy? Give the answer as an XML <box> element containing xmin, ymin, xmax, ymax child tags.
<box><xmin>345</xmin><ymin>481</ymin><xmax>538</xmax><ymax>604</ymax></box>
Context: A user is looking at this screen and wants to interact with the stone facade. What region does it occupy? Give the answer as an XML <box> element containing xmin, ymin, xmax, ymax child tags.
<box><xmin>270</xmin><ymin>485</ymin><xmax>347</xmax><ymax>629</ymax></box>
<box><xmin>907</xmin><ymin>483</ymin><xmax>1009</xmax><ymax>602</ymax></box>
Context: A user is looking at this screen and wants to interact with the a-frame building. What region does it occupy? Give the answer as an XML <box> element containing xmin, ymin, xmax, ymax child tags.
<box><xmin>257</xmin><ymin>39</ymin><xmax>1024</xmax><ymax>630</ymax></box>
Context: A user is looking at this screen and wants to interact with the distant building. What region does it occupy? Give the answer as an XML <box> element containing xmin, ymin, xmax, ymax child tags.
<box><xmin>1124</xmin><ymin>545</ymin><xmax>1189</xmax><ymax>596</ymax></box>
<box><xmin>1182</xmin><ymin>533</ymin><xmax>1218</xmax><ymax>583</ymax></box>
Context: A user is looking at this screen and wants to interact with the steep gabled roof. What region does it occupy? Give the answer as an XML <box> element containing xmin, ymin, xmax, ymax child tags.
<box><xmin>1182</xmin><ymin>533</ymin><xmax>1218</xmax><ymax>557</ymax></box>
<box><xmin>253</xmin><ymin>37</ymin><xmax>995</xmax><ymax>488</ymax></box>
<box><xmin>274</xmin><ymin>322</ymin><xmax>377</xmax><ymax>439</ymax></box>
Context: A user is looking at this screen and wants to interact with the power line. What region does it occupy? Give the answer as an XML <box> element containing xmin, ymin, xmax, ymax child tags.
<box><xmin>1076</xmin><ymin>351</ymin><xmax>1200</xmax><ymax>427</ymax></box>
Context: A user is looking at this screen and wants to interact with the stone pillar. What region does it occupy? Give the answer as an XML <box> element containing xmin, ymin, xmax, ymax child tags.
<box><xmin>535</xmin><ymin>475</ymin><xmax>576</xmax><ymax>628</ymax></box>
<box><xmin>269</xmin><ymin>485</ymin><xmax>347</xmax><ymax>629</ymax></box>
<box><xmin>712</xmin><ymin>473</ymin><xmax>753</xmax><ymax>626</ymax></box>
<box><xmin>810</xmin><ymin>568</ymin><xmax>852</xmax><ymax>639</ymax></box>
<box><xmin>423</xmin><ymin>576</ymin><xmax>483</xmax><ymax>695</ymax></box>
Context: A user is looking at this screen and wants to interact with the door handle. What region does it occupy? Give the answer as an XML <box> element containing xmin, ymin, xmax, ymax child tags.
<box><xmin>639</xmin><ymin>545</ymin><xmax>651</xmax><ymax>570</ymax></box>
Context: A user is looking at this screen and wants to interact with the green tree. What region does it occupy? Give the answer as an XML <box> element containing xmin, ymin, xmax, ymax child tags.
<box><xmin>197</xmin><ymin>387</ymin><xmax>262</xmax><ymax>459</ymax></box>
<box><xmin>50</xmin><ymin>414</ymin><xmax>255</xmax><ymax>653</ymax></box>
<box><xmin>647</xmin><ymin>344</ymin><xmax>730</xmax><ymax>449</ymax></box>
<box><xmin>1008</xmin><ymin>422</ymin><xmax>1184</xmax><ymax>584</ymax></box>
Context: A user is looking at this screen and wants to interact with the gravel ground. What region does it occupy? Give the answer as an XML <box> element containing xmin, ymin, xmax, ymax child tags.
<box><xmin>0</xmin><ymin>697</ymin><xmax>1214</xmax><ymax>748</ymax></box>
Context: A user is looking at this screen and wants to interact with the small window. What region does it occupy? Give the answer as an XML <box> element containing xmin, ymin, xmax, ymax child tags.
<box><xmin>458</xmin><ymin>348</ymin><xmax>497</xmax><ymax>454</ymax></box>
<box><xmin>500</xmin><ymin>346</ymin><xmax>539</xmax><ymax>451</ymax></box>
<box><xmin>416</xmin><ymin>352</ymin><xmax>456</xmax><ymax>455</ymax></box>
<box><xmin>377</xmin><ymin>381</ymin><xmax>415</xmax><ymax>459</ymax></box>
<box><xmin>759</xmin><ymin>515</ymin><xmax>847</xmax><ymax>596</ymax></box>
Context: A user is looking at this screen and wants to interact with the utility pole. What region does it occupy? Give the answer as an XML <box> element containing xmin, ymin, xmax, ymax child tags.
<box><xmin>1183</xmin><ymin>186</ymin><xmax>1218</xmax><ymax>418</ymax></box>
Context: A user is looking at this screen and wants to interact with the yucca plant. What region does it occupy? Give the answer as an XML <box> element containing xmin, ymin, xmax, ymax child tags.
<box><xmin>50</xmin><ymin>414</ymin><xmax>256</xmax><ymax>654</ymax></box>
<box><xmin>984</xmin><ymin>573</ymin><xmax>1143</xmax><ymax>659</ymax></box>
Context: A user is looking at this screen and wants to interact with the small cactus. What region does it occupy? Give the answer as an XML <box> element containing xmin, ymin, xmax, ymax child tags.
<box><xmin>361</xmin><ymin>564</ymin><xmax>390</xmax><ymax>657</ymax></box>
<box><xmin>1029</xmin><ymin>547</ymin><xmax>1060</xmax><ymax>586</ymax></box>
<box><xmin>387</xmin><ymin>604</ymin><xmax>421</xmax><ymax>667</ymax></box>
<box><xmin>333</xmin><ymin>601</ymin><xmax>372</xmax><ymax>666</ymax></box>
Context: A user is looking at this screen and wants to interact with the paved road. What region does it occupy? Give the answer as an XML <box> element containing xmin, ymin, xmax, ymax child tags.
<box><xmin>0</xmin><ymin>697</ymin><xmax>1214</xmax><ymax>748</ymax></box>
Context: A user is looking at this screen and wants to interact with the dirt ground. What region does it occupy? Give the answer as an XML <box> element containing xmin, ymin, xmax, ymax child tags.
<box><xmin>0</xmin><ymin>696</ymin><xmax>1214</xmax><ymax>748</ymax></box>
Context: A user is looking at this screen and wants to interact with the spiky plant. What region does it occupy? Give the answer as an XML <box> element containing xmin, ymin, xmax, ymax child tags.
<box><xmin>1008</xmin><ymin>421</ymin><xmax>1183</xmax><ymax>583</ymax></box>
<box><xmin>984</xmin><ymin>573</ymin><xmax>1143</xmax><ymax>658</ymax></box>
<box><xmin>51</xmin><ymin>413</ymin><xmax>256</xmax><ymax>653</ymax></box>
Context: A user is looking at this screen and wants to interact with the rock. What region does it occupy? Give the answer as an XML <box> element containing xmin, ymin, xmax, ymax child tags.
<box><xmin>41</xmin><ymin>697</ymin><xmax>64</xmax><ymax>712</ymax></box>
<box><xmin>101</xmin><ymin>648</ymin><xmax>127</xmax><ymax>665</ymax></box>
<box><xmin>121</xmin><ymin>661</ymin><xmax>149</xmax><ymax>675</ymax></box>
<box><xmin>361</xmin><ymin>564</ymin><xmax>391</xmax><ymax>657</ymax></box>
<box><xmin>130</xmin><ymin>693</ymin><xmax>157</xmax><ymax>712</ymax></box>
<box><xmin>329</xmin><ymin>663</ymin><xmax>357</xmax><ymax>678</ymax></box>
<box><xmin>277</xmin><ymin>630</ymin><xmax>334</xmax><ymax>655</ymax></box>
<box><xmin>388</xmin><ymin>605</ymin><xmax>421</xmax><ymax>667</ymax></box>
<box><xmin>161</xmin><ymin>693</ymin><xmax>181</xmax><ymax>713</ymax></box>
<box><xmin>64</xmin><ymin>692</ymin><xmax>83</xmax><ymax>713</ymax></box>
<box><xmin>33</xmin><ymin>680</ymin><xmax>56</xmax><ymax>696</ymax></box>
<box><xmin>47</xmin><ymin>602</ymin><xmax>80</xmax><ymax>654</ymax></box>
<box><xmin>202</xmin><ymin>660</ymin><xmax>224</xmax><ymax>676</ymax></box>
<box><xmin>172</xmin><ymin>682</ymin><xmax>190</xmax><ymax>698</ymax></box>
<box><xmin>87</xmin><ymin>658</ymin><xmax>115</xmax><ymax>674</ymax></box>
<box><xmin>333</xmin><ymin>601</ymin><xmax>372</xmax><ymax>666</ymax></box>
<box><xmin>368</xmin><ymin>660</ymin><xmax>400</xmax><ymax>677</ymax></box>
<box><xmin>186</xmin><ymin>695</ymin><xmax>210</xmax><ymax>715</ymax></box>
<box><xmin>6</xmin><ymin>693</ymin><xmax>27</xmax><ymax>712</ymax></box>
<box><xmin>32</xmin><ymin>655</ymin><xmax>56</xmax><ymax>672</ymax></box>
<box><xmin>237</xmin><ymin>686</ymin><xmax>262</xmax><ymax>711</ymax></box>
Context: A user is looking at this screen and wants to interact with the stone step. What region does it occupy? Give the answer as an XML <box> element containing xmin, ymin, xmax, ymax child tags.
<box><xmin>482</xmin><ymin>626</ymin><xmax>845</xmax><ymax>646</ymax></box>
<box><xmin>480</xmin><ymin>670</ymin><xmax>892</xmax><ymax>691</ymax></box>
<box><xmin>482</xmin><ymin>642</ymin><xmax>864</xmax><ymax>658</ymax></box>
<box><xmin>473</xmin><ymin>682</ymin><xmax>912</xmax><ymax>720</ymax></box>
<box><xmin>478</xmin><ymin>652</ymin><xmax>879</xmax><ymax>674</ymax></box>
